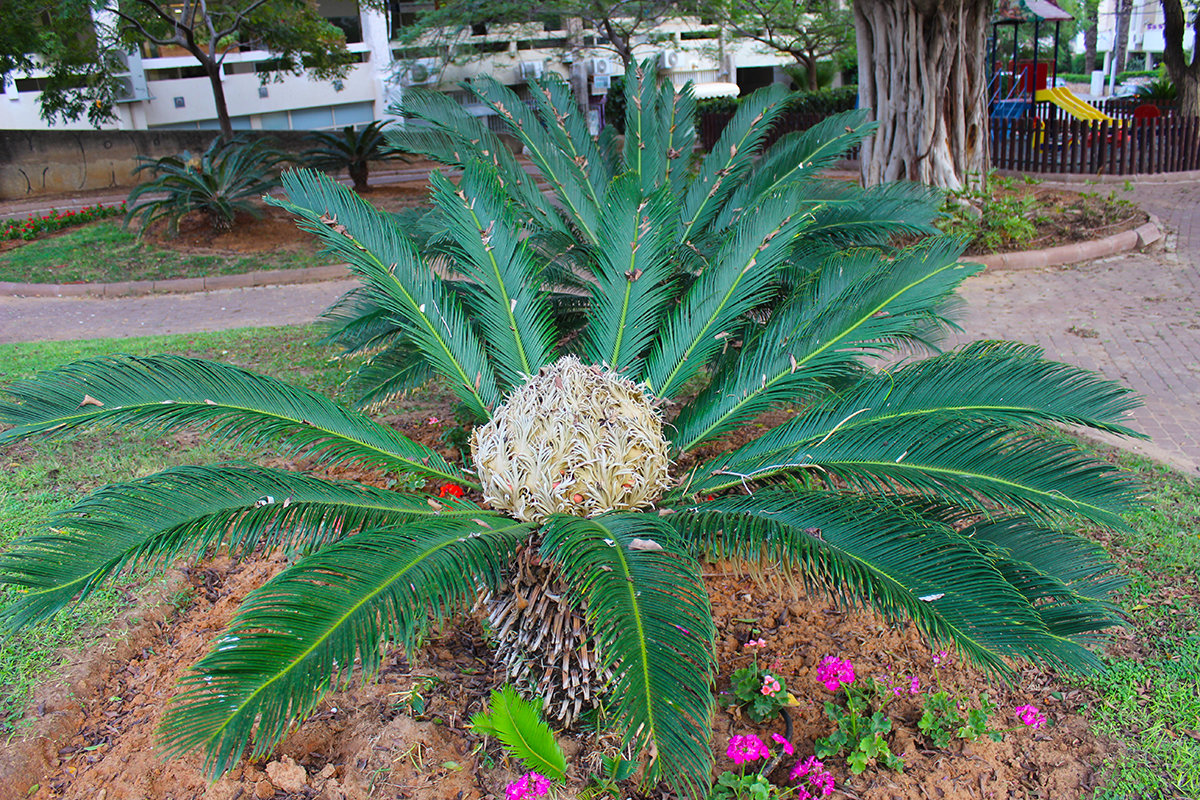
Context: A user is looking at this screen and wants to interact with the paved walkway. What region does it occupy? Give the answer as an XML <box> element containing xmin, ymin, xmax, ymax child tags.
<box><xmin>1</xmin><ymin>176</ymin><xmax>1198</xmax><ymax>474</ymax></box>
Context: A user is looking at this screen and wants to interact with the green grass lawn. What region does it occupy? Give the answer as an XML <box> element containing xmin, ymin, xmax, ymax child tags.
<box><xmin>0</xmin><ymin>324</ymin><xmax>346</xmax><ymax>730</ymax></box>
<box><xmin>0</xmin><ymin>220</ymin><xmax>336</xmax><ymax>284</ymax></box>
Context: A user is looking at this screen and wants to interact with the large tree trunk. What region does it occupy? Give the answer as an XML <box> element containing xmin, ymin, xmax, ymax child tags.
<box><xmin>199</xmin><ymin>57</ymin><xmax>234</xmax><ymax>139</ymax></box>
<box><xmin>854</xmin><ymin>0</ymin><xmax>990</xmax><ymax>189</ymax></box>
<box><xmin>1161</xmin><ymin>0</ymin><xmax>1200</xmax><ymax>117</ymax></box>
<box><xmin>1083</xmin><ymin>0</ymin><xmax>1098</xmax><ymax>73</ymax></box>
<box><xmin>1113</xmin><ymin>0</ymin><xmax>1133</xmax><ymax>75</ymax></box>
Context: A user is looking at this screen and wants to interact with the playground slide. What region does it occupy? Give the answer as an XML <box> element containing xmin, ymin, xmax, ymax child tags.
<box><xmin>1034</xmin><ymin>88</ymin><xmax>1113</xmax><ymax>122</ymax></box>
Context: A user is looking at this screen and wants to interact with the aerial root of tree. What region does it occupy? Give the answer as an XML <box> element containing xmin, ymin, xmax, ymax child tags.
<box><xmin>855</xmin><ymin>0</ymin><xmax>990</xmax><ymax>189</ymax></box>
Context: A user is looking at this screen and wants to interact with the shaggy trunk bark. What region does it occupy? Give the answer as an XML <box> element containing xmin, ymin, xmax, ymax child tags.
<box><xmin>1083</xmin><ymin>0</ymin><xmax>1098</xmax><ymax>73</ymax></box>
<box><xmin>1162</xmin><ymin>0</ymin><xmax>1200</xmax><ymax>117</ymax></box>
<box><xmin>854</xmin><ymin>0</ymin><xmax>990</xmax><ymax>189</ymax></box>
<box><xmin>1113</xmin><ymin>0</ymin><xmax>1133</xmax><ymax>75</ymax></box>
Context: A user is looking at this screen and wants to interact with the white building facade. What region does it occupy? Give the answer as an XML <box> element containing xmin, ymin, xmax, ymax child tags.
<box><xmin>0</xmin><ymin>1</ymin><xmax>796</xmax><ymax>132</ymax></box>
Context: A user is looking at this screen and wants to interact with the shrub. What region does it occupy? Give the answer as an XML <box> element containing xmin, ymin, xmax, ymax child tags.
<box><xmin>125</xmin><ymin>136</ymin><xmax>289</xmax><ymax>235</ymax></box>
<box><xmin>1</xmin><ymin>203</ymin><xmax>125</xmax><ymax>242</ymax></box>
<box><xmin>302</xmin><ymin>120</ymin><xmax>400</xmax><ymax>191</ymax></box>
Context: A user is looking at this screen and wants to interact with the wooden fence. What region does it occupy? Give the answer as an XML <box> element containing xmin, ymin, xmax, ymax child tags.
<box><xmin>698</xmin><ymin>111</ymin><xmax>860</xmax><ymax>158</ymax></box>
<box><xmin>990</xmin><ymin>115</ymin><xmax>1200</xmax><ymax>175</ymax></box>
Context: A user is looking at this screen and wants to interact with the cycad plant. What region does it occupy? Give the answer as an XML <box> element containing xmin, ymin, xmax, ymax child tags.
<box><xmin>302</xmin><ymin>120</ymin><xmax>401</xmax><ymax>191</ymax></box>
<box><xmin>125</xmin><ymin>135</ymin><xmax>289</xmax><ymax>235</ymax></box>
<box><xmin>0</xmin><ymin>65</ymin><xmax>1139</xmax><ymax>795</ymax></box>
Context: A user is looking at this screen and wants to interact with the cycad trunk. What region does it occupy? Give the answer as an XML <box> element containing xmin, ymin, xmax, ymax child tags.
<box><xmin>482</xmin><ymin>546</ymin><xmax>609</xmax><ymax>727</ymax></box>
<box><xmin>854</xmin><ymin>0</ymin><xmax>990</xmax><ymax>190</ymax></box>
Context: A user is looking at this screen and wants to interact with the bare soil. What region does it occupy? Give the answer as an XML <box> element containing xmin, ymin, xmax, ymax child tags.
<box><xmin>0</xmin><ymin>403</ymin><xmax>1124</xmax><ymax>800</ymax></box>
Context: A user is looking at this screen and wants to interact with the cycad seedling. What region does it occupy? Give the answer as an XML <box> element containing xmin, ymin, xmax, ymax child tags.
<box><xmin>0</xmin><ymin>64</ymin><xmax>1140</xmax><ymax>795</ymax></box>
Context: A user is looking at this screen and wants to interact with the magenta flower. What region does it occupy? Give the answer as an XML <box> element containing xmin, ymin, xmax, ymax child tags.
<box><xmin>771</xmin><ymin>733</ymin><xmax>794</xmax><ymax>755</ymax></box>
<box><xmin>760</xmin><ymin>673</ymin><xmax>782</xmax><ymax>696</ymax></box>
<box><xmin>816</xmin><ymin>656</ymin><xmax>855</xmax><ymax>692</ymax></box>
<box><xmin>932</xmin><ymin>650</ymin><xmax>951</xmax><ymax>667</ymax></box>
<box><xmin>791</xmin><ymin>756</ymin><xmax>835</xmax><ymax>798</ymax></box>
<box><xmin>505</xmin><ymin>771</ymin><xmax>551</xmax><ymax>800</ymax></box>
<box><xmin>726</xmin><ymin>733</ymin><xmax>771</xmax><ymax>765</ymax></box>
<box><xmin>1015</xmin><ymin>704</ymin><xmax>1046</xmax><ymax>729</ymax></box>
<box><xmin>908</xmin><ymin>675</ymin><xmax>920</xmax><ymax>695</ymax></box>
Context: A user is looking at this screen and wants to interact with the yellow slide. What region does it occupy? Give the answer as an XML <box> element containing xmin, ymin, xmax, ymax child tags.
<box><xmin>1034</xmin><ymin>88</ymin><xmax>1114</xmax><ymax>122</ymax></box>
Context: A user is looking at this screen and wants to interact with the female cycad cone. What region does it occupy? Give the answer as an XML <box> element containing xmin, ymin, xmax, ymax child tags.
<box><xmin>470</xmin><ymin>356</ymin><xmax>673</xmax><ymax>523</ymax></box>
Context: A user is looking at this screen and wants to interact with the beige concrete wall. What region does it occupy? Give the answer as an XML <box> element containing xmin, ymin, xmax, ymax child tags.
<box><xmin>0</xmin><ymin>130</ymin><xmax>310</xmax><ymax>200</ymax></box>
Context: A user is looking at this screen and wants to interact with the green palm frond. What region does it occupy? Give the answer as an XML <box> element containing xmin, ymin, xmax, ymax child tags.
<box><xmin>797</xmin><ymin>180</ymin><xmax>946</xmax><ymax>248</ymax></box>
<box><xmin>540</xmin><ymin>513</ymin><xmax>716</xmax><ymax>793</ymax></box>
<box><xmin>317</xmin><ymin>286</ymin><xmax>402</xmax><ymax>356</ymax></box>
<box><xmin>664</xmin><ymin>80</ymin><xmax>697</xmax><ymax>196</ymax></box>
<box><xmin>689</xmin><ymin>415</ymin><xmax>1137</xmax><ymax>528</ymax></box>
<box><xmin>470</xmin><ymin>76</ymin><xmax>602</xmax><ymax>244</ymax></box>
<box><xmin>674</xmin><ymin>491</ymin><xmax>1111</xmax><ymax>673</ymax></box>
<box><xmin>470</xmin><ymin>685</ymin><xmax>569</xmax><ymax>782</ymax></box>
<box><xmin>576</xmin><ymin>177</ymin><xmax>679</xmax><ymax>374</ymax></box>
<box><xmin>621</xmin><ymin>62</ymin><xmax>668</xmax><ymax>195</ymax></box>
<box><xmin>714</xmin><ymin>110</ymin><xmax>875</xmax><ymax>230</ymax></box>
<box><xmin>268</xmin><ymin>168</ymin><xmax>501</xmax><ymax>418</ymax></box>
<box><xmin>345</xmin><ymin>342</ymin><xmax>436</xmax><ymax>413</ymax></box>
<box><xmin>670</xmin><ymin>239</ymin><xmax>978</xmax><ymax>452</ymax></box>
<box><xmin>429</xmin><ymin>165</ymin><xmax>558</xmax><ymax>387</ymax></box>
<box><xmin>643</xmin><ymin>195</ymin><xmax>810</xmax><ymax>397</ymax></box>
<box><xmin>389</xmin><ymin>88</ymin><xmax>561</xmax><ymax>230</ymax></box>
<box><xmin>0</xmin><ymin>464</ymin><xmax>470</xmax><ymax>630</ymax></box>
<box><xmin>681</xmin><ymin>83</ymin><xmax>792</xmax><ymax>242</ymax></box>
<box><xmin>159</xmin><ymin>516</ymin><xmax>530</xmax><ymax>776</ymax></box>
<box><xmin>0</xmin><ymin>355</ymin><xmax>466</xmax><ymax>485</ymax></box>
<box><xmin>529</xmin><ymin>76</ymin><xmax>613</xmax><ymax>200</ymax></box>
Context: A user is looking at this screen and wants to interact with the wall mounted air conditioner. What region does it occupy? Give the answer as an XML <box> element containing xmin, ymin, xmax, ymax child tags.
<box><xmin>106</xmin><ymin>49</ymin><xmax>151</xmax><ymax>103</ymax></box>
<box><xmin>519</xmin><ymin>61</ymin><xmax>545</xmax><ymax>80</ymax></box>
<box><xmin>404</xmin><ymin>57</ymin><xmax>440</xmax><ymax>85</ymax></box>
<box><xmin>589</xmin><ymin>58</ymin><xmax>614</xmax><ymax>76</ymax></box>
<box><xmin>658</xmin><ymin>50</ymin><xmax>681</xmax><ymax>71</ymax></box>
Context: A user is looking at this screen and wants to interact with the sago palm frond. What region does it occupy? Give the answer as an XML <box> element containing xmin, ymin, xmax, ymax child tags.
<box><xmin>540</xmin><ymin>513</ymin><xmax>716</xmax><ymax>792</ymax></box>
<box><xmin>0</xmin><ymin>355</ymin><xmax>465</xmax><ymax>485</ymax></box>
<box><xmin>675</xmin><ymin>491</ymin><xmax>1117</xmax><ymax>673</ymax></box>
<box><xmin>159</xmin><ymin>516</ymin><xmax>530</xmax><ymax>775</ymax></box>
<box><xmin>268</xmin><ymin>169</ymin><xmax>502</xmax><ymax>418</ymax></box>
<box><xmin>0</xmin><ymin>464</ymin><xmax>468</xmax><ymax>629</ymax></box>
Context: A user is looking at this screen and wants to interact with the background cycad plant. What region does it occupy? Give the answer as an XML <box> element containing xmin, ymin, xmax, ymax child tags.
<box><xmin>0</xmin><ymin>65</ymin><xmax>1140</xmax><ymax>795</ymax></box>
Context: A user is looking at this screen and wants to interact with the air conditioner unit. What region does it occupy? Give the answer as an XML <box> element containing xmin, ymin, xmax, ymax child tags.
<box><xmin>519</xmin><ymin>61</ymin><xmax>545</xmax><ymax>80</ymax></box>
<box><xmin>658</xmin><ymin>50</ymin><xmax>681</xmax><ymax>71</ymax></box>
<box><xmin>404</xmin><ymin>58</ymin><xmax>440</xmax><ymax>86</ymax></box>
<box><xmin>106</xmin><ymin>49</ymin><xmax>151</xmax><ymax>103</ymax></box>
<box><xmin>589</xmin><ymin>57</ymin><xmax>614</xmax><ymax>76</ymax></box>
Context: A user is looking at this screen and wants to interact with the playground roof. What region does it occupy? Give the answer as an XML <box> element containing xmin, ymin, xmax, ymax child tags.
<box><xmin>994</xmin><ymin>0</ymin><xmax>1073</xmax><ymax>24</ymax></box>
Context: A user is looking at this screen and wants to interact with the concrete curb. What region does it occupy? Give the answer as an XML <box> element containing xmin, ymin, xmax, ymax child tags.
<box><xmin>0</xmin><ymin>263</ymin><xmax>351</xmax><ymax>298</ymax></box>
<box><xmin>995</xmin><ymin>168</ymin><xmax>1200</xmax><ymax>185</ymax></box>
<box><xmin>972</xmin><ymin>215</ymin><xmax>1161</xmax><ymax>271</ymax></box>
<box><xmin>0</xmin><ymin>216</ymin><xmax>1163</xmax><ymax>296</ymax></box>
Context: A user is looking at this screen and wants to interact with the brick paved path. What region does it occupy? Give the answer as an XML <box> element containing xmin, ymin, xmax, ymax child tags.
<box><xmin>951</xmin><ymin>178</ymin><xmax>1200</xmax><ymax>473</ymax></box>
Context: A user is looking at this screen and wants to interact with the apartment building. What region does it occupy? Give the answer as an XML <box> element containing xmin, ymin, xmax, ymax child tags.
<box><xmin>0</xmin><ymin>1</ymin><xmax>794</xmax><ymax>132</ymax></box>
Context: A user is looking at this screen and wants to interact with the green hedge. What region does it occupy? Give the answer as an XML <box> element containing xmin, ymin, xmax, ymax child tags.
<box><xmin>605</xmin><ymin>83</ymin><xmax>858</xmax><ymax>134</ymax></box>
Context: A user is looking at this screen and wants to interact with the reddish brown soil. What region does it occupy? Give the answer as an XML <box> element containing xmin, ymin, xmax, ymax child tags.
<box><xmin>0</xmin><ymin>552</ymin><xmax>1115</xmax><ymax>800</ymax></box>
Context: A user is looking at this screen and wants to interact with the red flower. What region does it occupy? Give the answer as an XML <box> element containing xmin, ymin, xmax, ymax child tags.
<box><xmin>438</xmin><ymin>483</ymin><xmax>465</xmax><ymax>498</ymax></box>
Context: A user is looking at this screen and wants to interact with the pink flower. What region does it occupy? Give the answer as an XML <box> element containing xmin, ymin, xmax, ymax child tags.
<box><xmin>505</xmin><ymin>772</ymin><xmax>551</xmax><ymax>800</ymax></box>
<box><xmin>743</xmin><ymin>638</ymin><xmax>767</xmax><ymax>649</ymax></box>
<box><xmin>933</xmin><ymin>650</ymin><xmax>950</xmax><ymax>667</ymax></box>
<box><xmin>771</xmin><ymin>733</ymin><xmax>794</xmax><ymax>755</ymax></box>
<box><xmin>791</xmin><ymin>756</ymin><xmax>835</xmax><ymax>797</ymax></box>
<box><xmin>816</xmin><ymin>656</ymin><xmax>855</xmax><ymax>692</ymax></box>
<box><xmin>760</xmin><ymin>674</ymin><xmax>781</xmax><ymax>696</ymax></box>
<box><xmin>1015</xmin><ymin>704</ymin><xmax>1046</xmax><ymax>729</ymax></box>
<box><xmin>726</xmin><ymin>733</ymin><xmax>771</xmax><ymax>765</ymax></box>
<box><xmin>909</xmin><ymin>675</ymin><xmax>920</xmax><ymax>695</ymax></box>
<box><xmin>426</xmin><ymin>416</ymin><xmax>440</xmax><ymax>424</ymax></box>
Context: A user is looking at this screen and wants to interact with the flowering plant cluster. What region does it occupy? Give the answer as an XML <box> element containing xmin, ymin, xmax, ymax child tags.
<box><xmin>1</xmin><ymin>203</ymin><xmax>125</xmax><ymax>241</ymax></box>
<box><xmin>723</xmin><ymin>639</ymin><xmax>796</xmax><ymax>723</ymax></box>
<box><xmin>813</xmin><ymin>657</ymin><xmax>905</xmax><ymax>774</ymax></box>
<box><xmin>506</xmin><ymin>771</ymin><xmax>552</xmax><ymax>800</ymax></box>
<box><xmin>710</xmin><ymin>733</ymin><xmax>835</xmax><ymax>800</ymax></box>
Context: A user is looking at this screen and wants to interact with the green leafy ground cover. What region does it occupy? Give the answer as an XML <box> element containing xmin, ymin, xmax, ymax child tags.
<box><xmin>0</xmin><ymin>220</ymin><xmax>334</xmax><ymax>284</ymax></box>
<box><xmin>0</xmin><ymin>325</ymin><xmax>343</xmax><ymax>729</ymax></box>
<box><xmin>0</xmin><ymin>325</ymin><xmax>1197</xmax><ymax>796</ymax></box>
